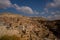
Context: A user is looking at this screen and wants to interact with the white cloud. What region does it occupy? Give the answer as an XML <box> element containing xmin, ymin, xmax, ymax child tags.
<box><xmin>46</xmin><ymin>11</ymin><xmax>60</xmax><ymax>20</ymax></box>
<box><xmin>47</xmin><ymin>14</ymin><xmax>60</xmax><ymax>20</ymax></box>
<box><xmin>0</xmin><ymin>0</ymin><xmax>12</xmax><ymax>8</ymax></box>
<box><xmin>13</xmin><ymin>4</ymin><xmax>40</xmax><ymax>14</ymax></box>
<box><xmin>14</xmin><ymin>4</ymin><xmax>34</xmax><ymax>14</ymax></box>
<box><xmin>44</xmin><ymin>0</ymin><xmax>60</xmax><ymax>20</ymax></box>
<box><xmin>41</xmin><ymin>12</ymin><xmax>45</xmax><ymax>14</ymax></box>
<box><xmin>0</xmin><ymin>0</ymin><xmax>39</xmax><ymax>14</ymax></box>
<box><xmin>54</xmin><ymin>0</ymin><xmax>60</xmax><ymax>5</ymax></box>
<box><xmin>47</xmin><ymin>0</ymin><xmax>60</xmax><ymax>7</ymax></box>
<box><xmin>54</xmin><ymin>15</ymin><xmax>60</xmax><ymax>17</ymax></box>
<box><xmin>44</xmin><ymin>8</ymin><xmax>49</xmax><ymax>13</ymax></box>
<box><xmin>51</xmin><ymin>12</ymin><xmax>55</xmax><ymax>15</ymax></box>
<box><xmin>33</xmin><ymin>10</ymin><xmax>39</xmax><ymax>14</ymax></box>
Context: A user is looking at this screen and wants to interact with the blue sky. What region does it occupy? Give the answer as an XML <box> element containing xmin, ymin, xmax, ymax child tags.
<box><xmin>0</xmin><ymin>0</ymin><xmax>60</xmax><ymax>20</ymax></box>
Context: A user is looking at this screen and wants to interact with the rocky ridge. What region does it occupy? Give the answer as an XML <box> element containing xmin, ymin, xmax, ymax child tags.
<box><xmin>0</xmin><ymin>13</ymin><xmax>60</xmax><ymax>40</ymax></box>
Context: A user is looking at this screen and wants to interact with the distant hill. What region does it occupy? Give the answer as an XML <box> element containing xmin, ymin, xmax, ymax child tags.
<box><xmin>0</xmin><ymin>12</ymin><xmax>60</xmax><ymax>40</ymax></box>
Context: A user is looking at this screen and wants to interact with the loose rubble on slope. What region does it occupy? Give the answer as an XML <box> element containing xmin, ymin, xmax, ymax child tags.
<box><xmin>0</xmin><ymin>13</ymin><xmax>60</xmax><ymax>40</ymax></box>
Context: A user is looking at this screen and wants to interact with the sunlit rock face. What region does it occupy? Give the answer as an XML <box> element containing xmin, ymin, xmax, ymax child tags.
<box><xmin>0</xmin><ymin>13</ymin><xmax>59</xmax><ymax>40</ymax></box>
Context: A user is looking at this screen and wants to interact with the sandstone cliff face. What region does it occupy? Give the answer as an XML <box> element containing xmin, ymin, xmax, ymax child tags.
<box><xmin>0</xmin><ymin>13</ymin><xmax>60</xmax><ymax>40</ymax></box>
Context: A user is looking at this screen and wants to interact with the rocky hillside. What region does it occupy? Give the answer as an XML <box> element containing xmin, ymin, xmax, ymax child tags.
<box><xmin>0</xmin><ymin>13</ymin><xmax>60</xmax><ymax>40</ymax></box>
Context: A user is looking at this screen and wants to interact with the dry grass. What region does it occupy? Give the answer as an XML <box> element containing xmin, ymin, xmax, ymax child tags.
<box><xmin>0</xmin><ymin>35</ymin><xmax>20</xmax><ymax>40</ymax></box>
